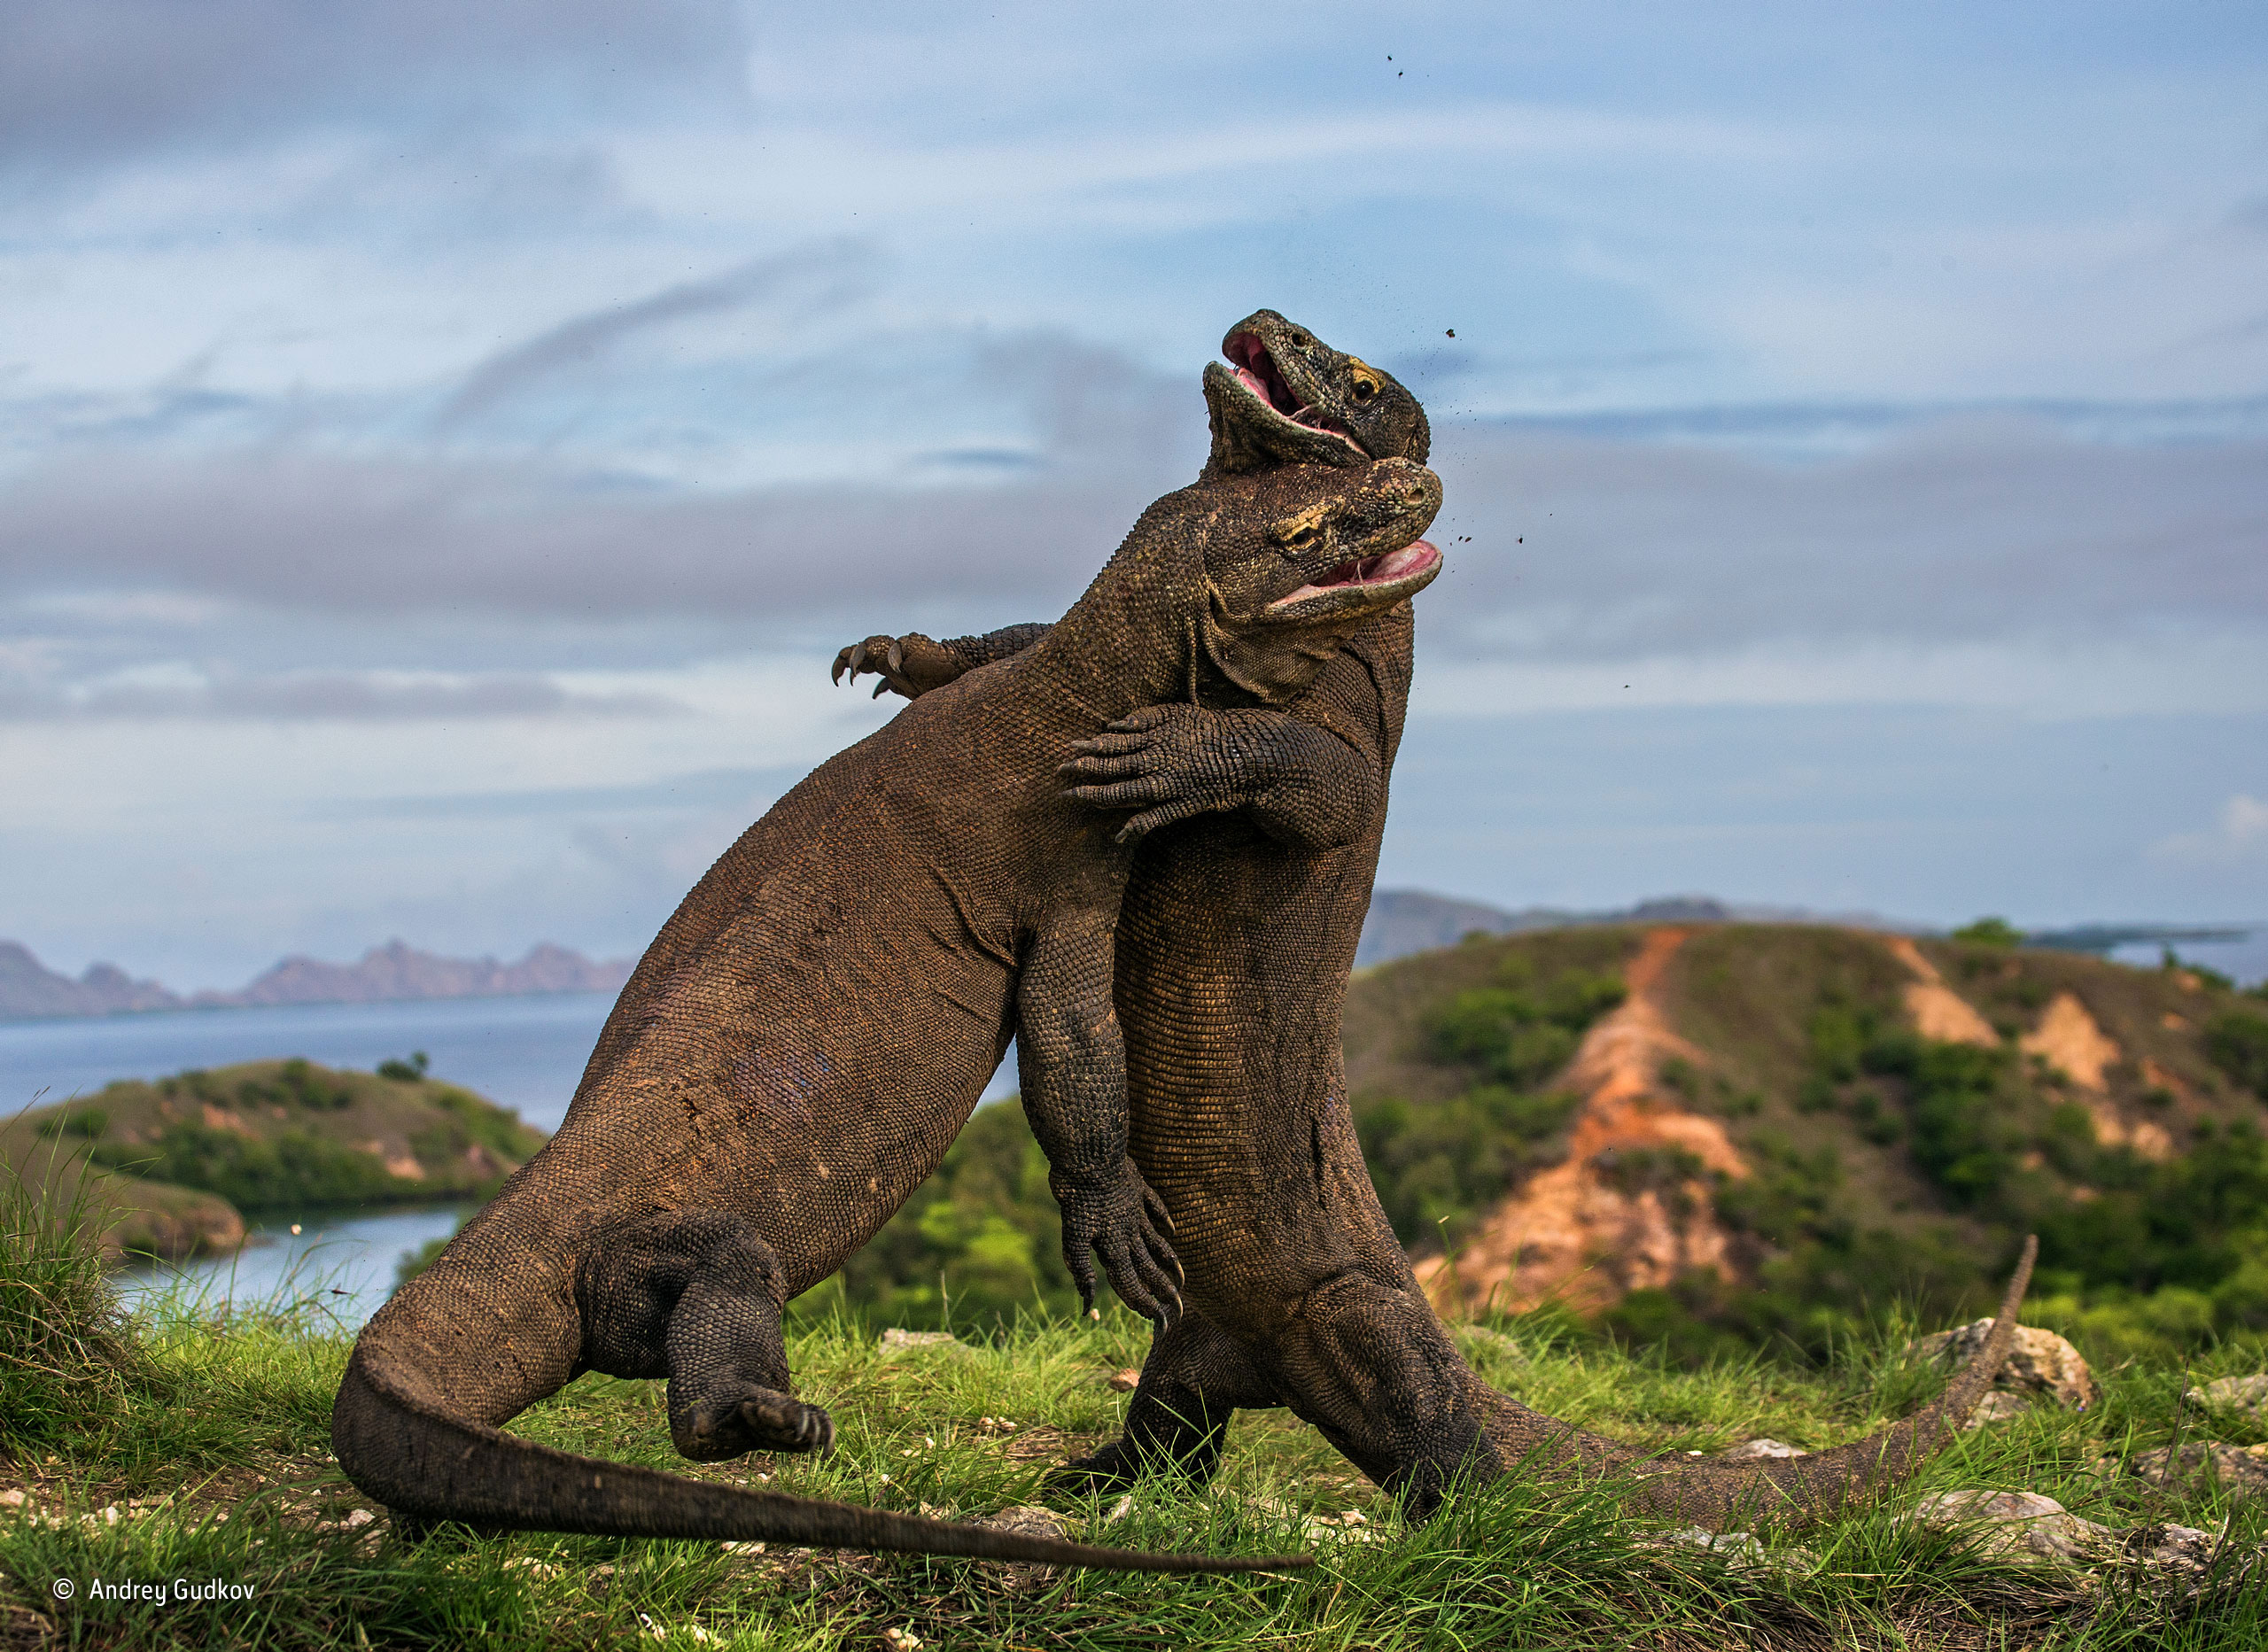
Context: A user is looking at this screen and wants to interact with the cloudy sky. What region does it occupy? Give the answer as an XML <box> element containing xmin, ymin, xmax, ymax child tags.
<box><xmin>3</xmin><ymin>0</ymin><xmax>2264</xmax><ymax>989</ymax></box>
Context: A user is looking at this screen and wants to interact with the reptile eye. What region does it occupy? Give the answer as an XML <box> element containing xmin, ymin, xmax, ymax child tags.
<box><xmin>1287</xmin><ymin>525</ymin><xmax>1318</xmax><ymax>548</ymax></box>
<box><xmin>1352</xmin><ymin>377</ymin><xmax>1379</xmax><ymax>401</ymax></box>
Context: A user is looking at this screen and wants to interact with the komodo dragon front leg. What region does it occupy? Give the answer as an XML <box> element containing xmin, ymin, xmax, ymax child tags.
<box><xmin>1017</xmin><ymin>865</ymin><xmax>1185</xmax><ymax>1322</ymax></box>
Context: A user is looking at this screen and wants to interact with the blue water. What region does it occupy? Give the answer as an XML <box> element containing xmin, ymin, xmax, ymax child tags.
<box><xmin>4</xmin><ymin>992</ymin><xmax>1019</xmax><ymax>1326</ymax></box>
<box><xmin>114</xmin><ymin>1202</ymin><xmax>472</xmax><ymax>1330</ymax></box>
<box><xmin>2108</xmin><ymin>929</ymin><xmax>2268</xmax><ymax>989</ymax></box>
<box><xmin>0</xmin><ymin>992</ymin><xmax>621</xmax><ymax>1132</ymax></box>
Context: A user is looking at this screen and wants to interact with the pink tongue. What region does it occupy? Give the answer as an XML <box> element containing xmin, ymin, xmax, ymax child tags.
<box><xmin>1236</xmin><ymin>366</ymin><xmax>1273</xmax><ymax>403</ymax></box>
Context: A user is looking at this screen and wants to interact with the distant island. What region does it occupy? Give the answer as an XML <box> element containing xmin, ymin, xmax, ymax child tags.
<box><xmin>0</xmin><ymin>938</ymin><xmax>633</xmax><ymax>1023</ymax></box>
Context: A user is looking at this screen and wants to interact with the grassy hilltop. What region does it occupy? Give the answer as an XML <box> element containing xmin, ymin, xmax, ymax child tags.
<box><xmin>2</xmin><ymin>1177</ymin><xmax>2264</xmax><ymax>1649</ymax></box>
<box><xmin>2</xmin><ymin>1058</ymin><xmax>545</xmax><ymax>1260</ymax></box>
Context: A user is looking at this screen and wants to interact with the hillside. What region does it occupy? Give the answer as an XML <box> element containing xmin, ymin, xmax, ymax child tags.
<box><xmin>1346</xmin><ymin>922</ymin><xmax>2268</xmax><ymax>1361</ymax></box>
<box><xmin>1</xmin><ymin>1058</ymin><xmax>548</xmax><ymax>1259</ymax></box>
<box><xmin>0</xmin><ymin>938</ymin><xmax>632</xmax><ymax>1021</ymax></box>
<box><xmin>834</xmin><ymin>923</ymin><xmax>2268</xmax><ymax>1367</ymax></box>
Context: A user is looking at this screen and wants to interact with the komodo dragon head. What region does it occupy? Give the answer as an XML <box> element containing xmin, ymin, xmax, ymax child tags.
<box><xmin>1203</xmin><ymin>308</ymin><xmax>1430</xmax><ymax>476</ymax></box>
<box><xmin>1172</xmin><ymin>455</ymin><xmax>1442</xmax><ymax>706</ymax></box>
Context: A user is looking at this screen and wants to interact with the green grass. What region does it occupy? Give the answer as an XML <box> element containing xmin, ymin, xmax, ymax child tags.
<box><xmin>4</xmin><ymin>1164</ymin><xmax>2264</xmax><ymax>1649</ymax></box>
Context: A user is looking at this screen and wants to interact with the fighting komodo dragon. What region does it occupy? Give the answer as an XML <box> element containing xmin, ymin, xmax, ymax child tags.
<box><xmin>843</xmin><ymin>308</ymin><xmax>2038</xmax><ymax>1529</ymax></box>
<box><xmin>330</xmin><ymin>450</ymin><xmax>1443</xmax><ymax>1571</ymax></box>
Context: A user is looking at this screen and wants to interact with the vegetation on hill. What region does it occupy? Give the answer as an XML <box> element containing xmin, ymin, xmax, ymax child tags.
<box><xmin>1352</xmin><ymin>932</ymin><xmax>1627</xmax><ymax>1249</ymax></box>
<box><xmin>1628</xmin><ymin>927</ymin><xmax>2268</xmax><ymax>1365</ymax></box>
<box><xmin>816</xmin><ymin>927</ymin><xmax>2268</xmax><ymax>1384</ymax></box>
<box><xmin>4</xmin><ymin>1058</ymin><xmax>545</xmax><ymax>1259</ymax></box>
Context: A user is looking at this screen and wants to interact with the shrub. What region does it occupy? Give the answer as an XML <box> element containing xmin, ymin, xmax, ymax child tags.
<box><xmin>2206</xmin><ymin>1007</ymin><xmax>2268</xmax><ymax>1099</ymax></box>
<box><xmin>1952</xmin><ymin>917</ymin><xmax>2023</xmax><ymax>947</ymax></box>
<box><xmin>0</xmin><ymin>1155</ymin><xmax>139</xmax><ymax>1448</ymax></box>
<box><xmin>100</xmin><ymin>1123</ymin><xmax>401</xmax><ymax>1210</ymax></box>
<box><xmin>1355</xmin><ymin>1085</ymin><xmax>1582</xmax><ymax>1248</ymax></box>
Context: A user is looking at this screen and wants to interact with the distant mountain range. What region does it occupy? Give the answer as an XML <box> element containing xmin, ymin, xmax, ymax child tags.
<box><xmin>0</xmin><ymin>939</ymin><xmax>633</xmax><ymax>1022</ymax></box>
<box><xmin>1353</xmin><ymin>889</ymin><xmax>1895</xmax><ymax>967</ymax></box>
<box><xmin>5</xmin><ymin>896</ymin><xmax>2251</xmax><ymax>1021</ymax></box>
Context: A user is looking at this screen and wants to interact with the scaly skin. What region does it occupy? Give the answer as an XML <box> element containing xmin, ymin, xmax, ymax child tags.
<box><xmin>330</xmin><ymin>451</ymin><xmax>1444</xmax><ymax>1573</ymax></box>
<box><xmin>845</xmin><ymin>310</ymin><xmax>2037</xmax><ymax>1528</ymax></box>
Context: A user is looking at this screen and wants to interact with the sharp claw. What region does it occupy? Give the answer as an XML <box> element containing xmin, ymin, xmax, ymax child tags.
<box><xmin>872</xmin><ymin>680</ymin><xmax>889</xmax><ymax>698</ymax></box>
<box><xmin>848</xmin><ymin>641</ymin><xmax>868</xmax><ymax>675</ymax></box>
<box><xmin>831</xmin><ymin>655</ymin><xmax>847</xmax><ymax>686</ymax></box>
<box><xmin>887</xmin><ymin>640</ymin><xmax>905</xmax><ymax>674</ymax></box>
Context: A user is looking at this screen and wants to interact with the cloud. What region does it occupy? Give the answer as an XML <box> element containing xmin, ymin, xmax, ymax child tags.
<box><xmin>2151</xmin><ymin>795</ymin><xmax>2268</xmax><ymax>865</ymax></box>
<box><xmin>0</xmin><ymin>330</ymin><xmax>1207</xmax><ymax>626</ymax></box>
<box><xmin>1422</xmin><ymin>414</ymin><xmax>2268</xmax><ymax>658</ymax></box>
<box><xmin>437</xmin><ymin>243</ymin><xmax>876</xmax><ymax>426</ymax></box>
<box><xmin>0</xmin><ymin>0</ymin><xmax>750</xmax><ymax>167</ymax></box>
<box><xmin>0</xmin><ymin>666</ymin><xmax>682</xmax><ymax>721</ymax></box>
<box><xmin>331</xmin><ymin>764</ymin><xmax>803</xmax><ymax>820</ymax></box>
<box><xmin>2</xmin><ymin>394</ymin><xmax>2261</xmax><ymax>689</ymax></box>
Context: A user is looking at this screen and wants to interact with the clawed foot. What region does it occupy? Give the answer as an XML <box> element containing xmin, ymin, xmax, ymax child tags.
<box><xmin>1060</xmin><ymin>704</ymin><xmax>1244</xmax><ymax>843</ymax></box>
<box><xmin>675</xmin><ymin>1390</ymin><xmax>835</xmax><ymax>1462</ymax></box>
<box><xmin>832</xmin><ymin>633</ymin><xmax>962</xmax><ymax>701</ymax></box>
<box><xmin>1053</xmin><ymin>1160</ymin><xmax>1185</xmax><ymax>1325</ymax></box>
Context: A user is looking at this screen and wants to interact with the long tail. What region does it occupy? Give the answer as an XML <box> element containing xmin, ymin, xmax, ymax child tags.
<box><xmin>332</xmin><ymin>1349</ymin><xmax>1310</xmax><ymax>1573</ymax></box>
<box><xmin>1473</xmin><ymin>1234</ymin><xmax>2039</xmax><ymax>1529</ymax></box>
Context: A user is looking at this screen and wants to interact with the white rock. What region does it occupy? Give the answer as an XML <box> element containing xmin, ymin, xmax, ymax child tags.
<box><xmin>1651</xmin><ymin>1526</ymin><xmax>1772</xmax><ymax>1565</ymax></box>
<box><xmin>2131</xmin><ymin>1439</ymin><xmax>2268</xmax><ymax>1494</ymax></box>
<box><xmin>878</xmin><ymin>1329</ymin><xmax>960</xmax><ymax>1353</ymax></box>
<box><xmin>1908</xmin><ymin>1321</ymin><xmax>2099</xmax><ymax>1411</ymax></box>
<box><xmin>1719</xmin><ymin>1438</ymin><xmax>1806</xmax><ymax>1460</ymax></box>
<box><xmin>977</xmin><ymin>1505</ymin><xmax>1076</xmax><ymax>1543</ymax></box>
<box><xmin>1965</xmin><ymin>1390</ymin><xmax>2032</xmax><ymax>1429</ymax></box>
<box><xmin>2186</xmin><ymin>1373</ymin><xmax>2268</xmax><ymax>1421</ymax></box>
<box><xmin>1903</xmin><ymin>1489</ymin><xmax>2117</xmax><ymax>1566</ymax></box>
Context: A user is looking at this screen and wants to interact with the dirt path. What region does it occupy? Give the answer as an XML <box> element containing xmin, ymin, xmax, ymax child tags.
<box><xmin>1883</xmin><ymin>935</ymin><xmax>1998</xmax><ymax>1047</ymax></box>
<box><xmin>1414</xmin><ymin>927</ymin><xmax>1747</xmax><ymax>1317</ymax></box>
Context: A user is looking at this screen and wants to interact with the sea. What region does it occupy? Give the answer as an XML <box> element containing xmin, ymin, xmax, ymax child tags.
<box><xmin>0</xmin><ymin>992</ymin><xmax>1020</xmax><ymax>1328</ymax></box>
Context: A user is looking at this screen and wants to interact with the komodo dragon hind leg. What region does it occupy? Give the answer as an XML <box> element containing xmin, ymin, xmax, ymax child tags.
<box><xmin>579</xmin><ymin>1210</ymin><xmax>834</xmax><ymax>1462</ymax></box>
<box><xmin>1051</xmin><ymin>1310</ymin><xmax>1277</xmax><ymax>1496</ymax></box>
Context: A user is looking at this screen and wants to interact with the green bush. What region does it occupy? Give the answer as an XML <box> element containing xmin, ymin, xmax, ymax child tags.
<box><xmin>1425</xmin><ymin>959</ymin><xmax>1624</xmax><ymax>1088</ymax></box>
<box><xmin>98</xmin><ymin>1124</ymin><xmax>401</xmax><ymax>1210</ymax></box>
<box><xmin>1952</xmin><ymin>916</ymin><xmax>2023</xmax><ymax>947</ymax></box>
<box><xmin>1861</xmin><ymin>1034</ymin><xmax>2021</xmax><ymax>1205</ymax></box>
<box><xmin>409</xmin><ymin>1086</ymin><xmax>535</xmax><ymax>1168</ymax></box>
<box><xmin>1355</xmin><ymin>1085</ymin><xmax>1581</xmax><ymax>1247</ymax></box>
<box><xmin>828</xmin><ymin>1098</ymin><xmax>1083</xmax><ymax>1329</ymax></box>
<box><xmin>35</xmin><ymin>1106</ymin><xmax>109</xmax><ymax>1140</ymax></box>
<box><xmin>2206</xmin><ymin>1006</ymin><xmax>2268</xmax><ymax>1098</ymax></box>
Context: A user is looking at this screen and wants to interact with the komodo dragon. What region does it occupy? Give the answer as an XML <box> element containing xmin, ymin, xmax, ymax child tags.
<box><xmin>330</xmin><ymin>451</ymin><xmax>1444</xmax><ymax>1573</ymax></box>
<box><xmin>842</xmin><ymin>308</ymin><xmax>2037</xmax><ymax>1529</ymax></box>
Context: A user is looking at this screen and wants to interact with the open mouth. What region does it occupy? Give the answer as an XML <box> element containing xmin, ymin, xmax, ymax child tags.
<box><xmin>1224</xmin><ymin>332</ymin><xmax>1368</xmax><ymax>455</ymax></box>
<box><xmin>1268</xmin><ymin>540</ymin><xmax>1441</xmax><ymax>613</ymax></box>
